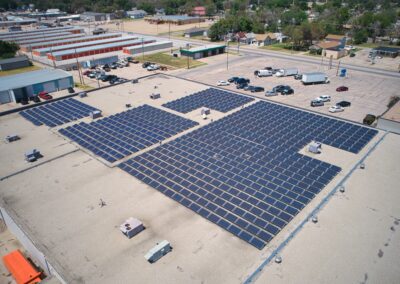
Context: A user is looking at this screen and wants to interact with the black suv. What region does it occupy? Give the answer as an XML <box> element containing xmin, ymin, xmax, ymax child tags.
<box><xmin>336</xmin><ymin>101</ymin><xmax>351</xmax><ymax>107</ymax></box>
<box><xmin>236</xmin><ymin>83</ymin><xmax>248</xmax><ymax>89</ymax></box>
<box><xmin>281</xmin><ymin>88</ymin><xmax>294</xmax><ymax>95</ymax></box>
<box><xmin>273</xmin><ymin>85</ymin><xmax>291</xmax><ymax>93</ymax></box>
<box><xmin>236</xmin><ymin>78</ymin><xmax>250</xmax><ymax>85</ymax></box>
<box><xmin>228</xmin><ymin>77</ymin><xmax>240</xmax><ymax>83</ymax></box>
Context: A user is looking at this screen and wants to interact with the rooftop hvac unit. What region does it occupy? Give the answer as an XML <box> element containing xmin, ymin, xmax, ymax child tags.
<box><xmin>25</xmin><ymin>149</ymin><xmax>40</xmax><ymax>162</ymax></box>
<box><xmin>201</xmin><ymin>108</ymin><xmax>210</xmax><ymax>115</ymax></box>
<box><xmin>5</xmin><ymin>134</ymin><xmax>20</xmax><ymax>143</ymax></box>
<box><xmin>79</xmin><ymin>92</ymin><xmax>87</xmax><ymax>98</ymax></box>
<box><xmin>90</xmin><ymin>110</ymin><xmax>102</xmax><ymax>119</ymax></box>
<box><xmin>120</xmin><ymin>217</ymin><xmax>144</xmax><ymax>239</ymax></box>
<box><xmin>150</xmin><ymin>93</ymin><xmax>161</xmax><ymax>99</ymax></box>
<box><xmin>308</xmin><ymin>141</ymin><xmax>322</xmax><ymax>154</ymax></box>
<box><xmin>144</xmin><ymin>240</ymin><xmax>172</xmax><ymax>263</ymax></box>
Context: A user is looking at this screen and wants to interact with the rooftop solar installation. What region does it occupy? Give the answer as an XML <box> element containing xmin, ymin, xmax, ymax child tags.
<box><xmin>20</xmin><ymin>98</ymin><xmax>99</xmax><ymax>127</ymax></box>
<box><xmin>119</xmin><ymin>101</ymin><xmax>378</xmax><ymax>249</ymax></box>
<box><xmin>59</xmin><ymin>105</ymin><xmax>199</xmax><ymax>163</ymax></box>
<box><xmin>162</xmin><ymin>88</ymin><xmax>254</xmax><ymax>113</ymax></box>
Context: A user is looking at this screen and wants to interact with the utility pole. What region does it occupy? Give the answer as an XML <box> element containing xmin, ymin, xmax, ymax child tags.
<box><xmin>336</xmin><ymin>60</ymin><xmax>341</xmax><ymax>76</ymax></box>
<box><xmin>186</xmin><ymin>43</ymin><xmax>190</xmax><ymax>69</ymax></box>
<box><xmin>141</xmin><ymin>37</ymin><xmax>145</xmax><ymax>60</ymax></box>
<box><xmin>226</xmin><ymin>39</ymin><xmax>229</xmax><ymax>70</ymax></box>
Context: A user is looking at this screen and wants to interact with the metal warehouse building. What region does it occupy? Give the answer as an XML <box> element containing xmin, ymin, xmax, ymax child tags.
<box><xmin>180</xmin><ymin>44</ymin><xmax>226</xmax><ymax>59</ymax></box>
<box><xmin>18</xmin><ymin>34</ymin><xmax>86</xmax><ymax>48</ymax></box>
<box><xmin>0</xmin><ymin>69</ymin><xmax>73</xmax><ymax>104</ymax></box>
<box><xmin>48</xmin><ymin>39</ymin><xmax>156</xmax><ymax>61</ymax></box>
<box><xmin>0</xmin><ymin>56</ymin><xmax>30</xmax><ymax>71</ymax></box>
<box><xmin>33</xmin><ymin>36</ymin><xmax>137</xmax><ymax>57</ymax></box>
<box><xmin>123</xmin><ymin>41</ymin><xmax>173</xmax><ymax>55</ymax></box>
<box><xmin>373</xmin><ymin>46</ymin><xmax>400</xmax><ymax>58</ymax></box>
<box><xmin>0</xmin><ymin>28</ymin><xmax>84</xmax><ymax>42</ymax></box>
<box><xmin>0</xmin><ymin>26</ymin><xmax>81</xmax><ymax>39</ymax></box>
<box><xmin>22</xmin><ymin>33</ymin><xmax>123</xmax><ymax>52</ymax></box>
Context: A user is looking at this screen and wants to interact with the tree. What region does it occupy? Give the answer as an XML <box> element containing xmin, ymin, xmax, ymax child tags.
<box><xmin>353</xmin><ymin>28</ymin><xmax>368</xmax><ymax>44</ymax></box>
<box><xmin>0</xmin><ymin>41</ymin><xmax>19</xmax><ymax>59</ymax></box>
<box><xmin>205</xmin><ymin>0</ymin><xmax>217</xmax><ymax>16</ymax></box>
<box><xmin>138</xmin><ymin>2</ymin><xmax>155</xmax><ymax>14</ymax></box>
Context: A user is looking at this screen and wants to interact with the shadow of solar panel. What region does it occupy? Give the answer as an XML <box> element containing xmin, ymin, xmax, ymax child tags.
<box><xmin>19</xmin><ymin>98</ymin><xmax>99</xmax><ymax>127</ymax></box>
<box><xmin>119</xmin><ymin>100</ymin><xmax>378</xmax><ymax>249</ymax></box>
<box><xmin>162</xmin><ymin>88</ymin><xmax>254</xmax><ymax>113</ymax></box>
<box><xmin>59</xmin><ymin>104</ymin><xmax>198</xmax><ymax>162</ymax></box>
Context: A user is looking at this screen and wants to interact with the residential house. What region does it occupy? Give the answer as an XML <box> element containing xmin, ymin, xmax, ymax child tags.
<box><xmin>325</xmin><ymin>34</ymin><xmax>346</xmax><ymax>48</ymax></box>
<box><xmin>127</xmin><ymin>9</ymin><xmax>148</xmax><ymax>19</ymax></box>
<box><xmin>237</xmin><ymin>32</ymin><xmax>256</xmax><ymax>44</ymax></box>
<box><xmin>192</xmin><ymin>6</ymin><xmax>206</xmax><ymax>16</ymax></box>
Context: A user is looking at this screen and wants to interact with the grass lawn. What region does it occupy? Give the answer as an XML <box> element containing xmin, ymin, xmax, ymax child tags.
<box><xmin>260</xmin><ymin>43</ymin><xmax>302</xmax><ymax>54</ymax></box>
<box><xmin>0</xmin><ymin>65</ymin><xmax>41</xmax><ymax>77</ymax></box>
<box><xmin>74</xmin><ymin>83</ymin><xmax>94</xmax><ymax>90</ymax></box>
<box><xmin>137</xmin><ymin>52</ymin><xmax>206</xmax><ymax>69</ymax></box>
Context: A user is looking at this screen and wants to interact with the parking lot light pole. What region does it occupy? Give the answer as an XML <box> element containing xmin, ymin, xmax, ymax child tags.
<box><xmin>226</xmin><ymin>39</ymin><xmax>229</xmax><ymax>70</ymax></box>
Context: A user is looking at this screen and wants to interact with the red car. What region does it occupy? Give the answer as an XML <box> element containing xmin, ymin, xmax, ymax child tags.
<box><xmin>83</xmin><ymin>70</ymin><xmax>92</xmax><ymax>75</ymax></box>
<box><xmin>38</xmin><ymin>91</ymin><xmax>53</xmax><ymax>100</ymax></box>
<box><xmin>336</xmin><ymin>86</ymin><xmax>349</xmax><ymax>92</ymax></box>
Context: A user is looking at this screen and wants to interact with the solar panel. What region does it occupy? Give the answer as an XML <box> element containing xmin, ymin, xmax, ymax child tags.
<box><xmin>162</xmin><ymin>88</ymin><xmax>254</xmax><ymax>113</ymax></box>
<box><xmin>20</xmin><ymin>98</ymin><xmax>99</xmax><ymax>127</ymax></box>
<box><xmin>119</xmin><ymin>100</ymin><xmax>378</xmax><ymax>249</ymax></box>
<box><xmin>59</xmin><ymin>104</ymin><xmax>199</xmax><ymax>162</ymax></box>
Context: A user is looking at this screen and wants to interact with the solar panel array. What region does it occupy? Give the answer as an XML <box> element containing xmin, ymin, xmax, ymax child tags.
<box><xmin>20</xmin><ymin>98</ymin><xmax>98</xmax><ymax>127</ymax></box>
<box><xmin>59</xmin><ymin>105</ymin><xmax>199</xmax><ymax>163</ymax></box>
<box><xmin>162</xmin><ymin>88</ymin><xmax>254</xmax><ymax>113</ymax></box>
<box><xmin>119</xmin><ymin>101</ymin><xmax>378</xmax><ymax>249</ymax></box>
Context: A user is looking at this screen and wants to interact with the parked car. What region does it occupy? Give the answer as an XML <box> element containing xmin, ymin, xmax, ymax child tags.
<box><xmin>102</xmin><ymin>64</ymin><xmax>110</xmax><ymax>70</ymax></box>
<box><xmin>101</xmin><ymin>75</ymin><xmax>117</xmax><ymax>82</ymax></box>
<box><xmin>349</xmin><ymin>53</ymin><xmax>356</xmax><ymax>57</ymax></box>
<box><xmin>20</xmin><ymin>98</ymin><xmax>29</xmax><ymax>105</ymax></box>
<box><xmin>83</xmin><ymin>70</ymin><xmax>92</xmax><ymax>75</ymax></box>
<box><xmin>110</xmin><ymin>63</ymin><xmax>118</xmax><ymax>69</ymax></box>
<box><xmin>67</xmin><ymin>87</ymin><xmax>75</xmax><ymax>94</ymax></box>
<box><xmin>329</xmin><ymin>105</ymin><xmax>344</xmax><ymax>113</ymax></box>
<box><xmin>265</xmin><ymin>90</ymin><xmax>278</xmax><ymax>96</ymax></box>
<box><xmin>294</xmin><ymin>74</ymin><xmax>302</xmax><ymax>80</ymax></box>
<box><xmin>336</xmin><ymin>86</ymin><xmax>349</xmax><ymax>92</ymax></box>
<box><xmin>228</xmin><ymin>77</ymin><xmax>239</xmax><ymax>83</ymax></box>
<box><xmin>217</xmin><ymin>80</ymin><xmax>230</xmax><ymax>86</ymax></box>
<box><xmin>311</xmin><ymin>99</ymin><xmax>324</xmax><ymax>107</ymax></box>
<box><xmin>244</xmin><ymin>85</ymin><xmax>255</xmax><ymax>91</ymax></box>
<box><xmin>147</xmin><ymin>64</ymin><xmax>160</xmax><ymax>71</ymax></box>
<box><xmin>281</xmin><ymin>88</ymin><xmax>294</xmax><ymax>95</ymax></box>
<box><xmin>235</xmin><ymin>78</ymin><xmax>250</xmax><ymax>85</ymax></box>
<box><xmin>29</xmin><ymin>96</ymin><xmax>40</xmax><ymax>103</ymax></box>
<box><xmin>109</xmin><ymin>77</ymin><xmax>120</xmax><ymax>84</ymax></box>
<box><xmin>273</xmin><ymin>85</ymin><xmax>290</xmax><ymax>93</ymax></box>
<box><xmin>87</xmin><ymin>72</ymin><xmax>96</xmax><ymax>78</ymax></box>
<box><xmin>38</xmin><ymin>91</ymin><xmax>52</xmax><ymax>100</ymax></box>
<box><xmin>251</xmin><ymin>86</ymin><xmax>265</xmax><ymax>93</ymax></box>
<box><xmin>236</xmin><ymin>83</ymin><xmax>248</xmax><ymax>89</ymax></box>
<box><xmin>336</xmin><ymin>101</ymin><xmax>351</xmax><ymax>107</ymax></box>
<box><xmin>142</xmin><ymin>62</ymin><xmax>153</xmax><ymax>68</ymax></box>
<box><xmin>317</xmin><ymin>95</ymin><xmax>331</xmax><ymax>102</ymax></box>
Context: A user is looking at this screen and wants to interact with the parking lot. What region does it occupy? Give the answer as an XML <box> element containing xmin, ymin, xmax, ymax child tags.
<box><xmin>176</xmin><ymin>53</ymin><xmax>400</xmax><ymax>123</ymax></box>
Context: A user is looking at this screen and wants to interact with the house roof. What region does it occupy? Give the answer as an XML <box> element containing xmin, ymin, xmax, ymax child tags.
<box><xmin>0</xmin><ymin>56</ymin><xmax>29</xmax><ymax>65</ymax></box>
<box><xmin>0</xmin><ymin>69</ymin><xmax>71</xmax><ymax>92</ymax></box>
<box><xmin>193</xmin><ymin>6</ymin><xmax>206</xmax><ymax>11</ymax></box>
<box><xmin>127</xmin><ymin>10</ymin><xmax>147</xmax><ymax>15</ymax></box>
<box><xmin>316</xmin><ymin>41</ymin><xmax>341</xmax><ymax>49</ymax></box>
<box><xmin>254</xmin><ymin>33</ymin><xmax>277</xmax><ymax>41</ymax></box>
<box><xmin>325</xmin><ymin>34</ymin><xmax>345</xmax><ymax>40</ymax></box>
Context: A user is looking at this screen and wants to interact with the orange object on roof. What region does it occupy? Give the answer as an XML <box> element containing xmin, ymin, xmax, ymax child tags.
<box><xmin>2</xmin><ymin>250</ymin><xmax>42</xmax><ymax>284</ymax></box>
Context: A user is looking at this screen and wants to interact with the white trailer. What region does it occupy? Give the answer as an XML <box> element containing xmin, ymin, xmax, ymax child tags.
<box><xmin>275</xmin><ymin>68</ymin><xmax>298</xmax><ymax>77</ymax></box>
<box><xmin>254</xmin><ymin>69</ymin><xmax>273</xmax><ymax>77</ymax></box>
<box><xmin>301</xmin><ymin>72</ymin><xmax>330</xmax><ymax>85</ymax></box>
<box><xmin>145</xmin><ymin>240</ymin><xmax>172</xmax><ymax>263</ymax></box>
